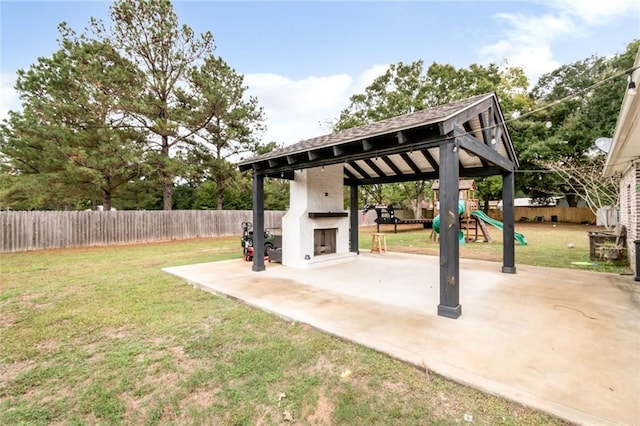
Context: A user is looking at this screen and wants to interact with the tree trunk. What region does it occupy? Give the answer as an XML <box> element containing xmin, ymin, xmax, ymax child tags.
<box><xmin>163</xmin><ymin>183</ymin><xmax>173</xmax><ymax>210</ymax></box>
<box><xmin>161</xmin><ymin>134</ymin><xmax>173</xmax><ymax>210</ymax></box>
<box><xmin>415</xmin><ymin>182</ymin><xmax>425</xmax><ymax>219</ymax></box>
<box><xmin>415</xmin><ymin>197</ymin><xmax>423</xmax><ymax>219</ymax></box>
<box><xmin>565</xmin><ymin>193</ymin><xmax>578</xmax><ymax>207</ymax></box>
<box><xmin>216</xmin><ymin>177</ymin><xmax>224</xmax><ymax>210</ymax></box>
<box><xmin>216</xmin><ymin>146</ymin><xmax>224</xmax><ymax>210</ymax></box>
<box><xmin>102</xmin><ymin>189</ymin><xmax>112</xmax><ymax>211</ymax></box>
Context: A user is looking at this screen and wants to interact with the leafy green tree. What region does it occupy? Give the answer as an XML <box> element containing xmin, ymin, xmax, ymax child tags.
<box><xmin>183</xmin><ymin>56</ymin><xmax>265</xmax><ymax>210</ymax></box>
<box><xmin>107</xmin><ymin>0</ymin><xmax>217</xmax><ymax>210</ymax></box>
<box><xmin>0</xmin><ymin>107</ymin><xmax>74</xmax><ymax>210</ymax></box>
<box><xmin>114</xmin><ymin>178</ymin><xmax>162</xmax><ymax>210</ymax></box>
<box><xmin>335</xmin><ymin>60</ymin><xmax>530</xmax><ymax>216</ymax></box>
<box><xmin>172</xmin><ymin>183</ymin><xmax>197</xmax><ymax>210</ymax></box>
<box><xmin>263</xmin><ymin>178</ymin><xmax>289</xmax><ymax>210</ymax></box>
<box><xmin>0</xmin><ymin>36</ymin><xmax>146</xmax><ymax>210</ymax></box>
<box><xmin>475</xmin><ymin>176</ymin><xmax>504</xmax><ymax>212</ymax></box>
<box><xmin>2</xmin><ymin>0</ymin><xmax>268</xmax><ymax>212</ymax></box>
<box><xmin>514</xmin><ymin>39</ymin><xmax>639</xmax><ymax>205</ymax></box>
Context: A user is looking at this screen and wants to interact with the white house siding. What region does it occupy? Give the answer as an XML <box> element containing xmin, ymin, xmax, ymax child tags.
<box><xmin>619</xmin><ymin>165</ymin><xmax>639</xmax><ymax>273</ymax></box>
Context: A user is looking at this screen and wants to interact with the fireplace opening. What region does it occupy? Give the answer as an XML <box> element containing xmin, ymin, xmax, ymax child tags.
<box><xmin>314</xmin><ymin>228</ymin><xmax>337</xmax><ymax>256</ymax></box>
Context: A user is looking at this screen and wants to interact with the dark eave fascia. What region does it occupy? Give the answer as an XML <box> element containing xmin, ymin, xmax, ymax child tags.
<box><xmin>245</xmin><ymin>129</ymin><xmax>444</xmax><ymax>176</ymax></box>
<box><xmin>259</xmin><ymin>170</ymin><xmax>295</xmax><ymax>180</ymax></box>
<box><xmin>239</xmin><ymin>118</ymin><xmax>444</xmax><ymax>170</ymax></box>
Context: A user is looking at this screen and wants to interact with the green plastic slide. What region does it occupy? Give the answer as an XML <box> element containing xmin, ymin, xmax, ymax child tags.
<box><xmin>471</xmin><ymin>210</ymin><xmax>528</xmax><ymax>246</ymax></box>
<box><xmin>433</xmin><ymin>200</ymin><xmax>467</xmax><ymax>244</ymax></box>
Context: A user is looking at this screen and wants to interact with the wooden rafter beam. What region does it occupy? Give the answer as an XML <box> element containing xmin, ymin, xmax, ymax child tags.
<box><xmin>400</xmin><ymin>152</ymin><xmax>422</xmax><ymax>174</ymax></box>
<box><xmin>348</xmin><ymin>161</ymin><xmax>371</xmax><ymax>179</ymax></box>
<box><xmin>419</xmin><ymin>149</ymin><xmax>439</xmax><ymax>170</ymax></box>
<box><xmin>454</xmin><ymin>128</ymin><xmax>513</xmax><ymax>172</ymax></box>
<box><xmin>364</xmin><ymin>158</ymin><xmax>386</xmax><ymax>178</ymax></box>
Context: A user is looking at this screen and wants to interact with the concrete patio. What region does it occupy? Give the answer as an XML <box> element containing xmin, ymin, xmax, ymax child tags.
<box><xmin>164</xmin><ymin>252</ymin><xmax>640</xmax><ymax>425</ymax></box>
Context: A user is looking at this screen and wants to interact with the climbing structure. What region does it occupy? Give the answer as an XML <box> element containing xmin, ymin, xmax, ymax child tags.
<box><xmin>432</xmin><ymin>179</ymin><xmax>482</xmax><ymax>242</ymax></box>
<box><xmin>432</xmin><ymin>178</ymin><xmax>527</xmax><ymax>246</ymax></box>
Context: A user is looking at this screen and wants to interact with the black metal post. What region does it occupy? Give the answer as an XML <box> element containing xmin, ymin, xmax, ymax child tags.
<box><xmin>349</xmin><ymin>185</ymin><xmax>359</xmax><ymax>254</ymax></box>
<box><xmin>502</xmin><ymin>171</ymin><xmax>516</xmax><ymax>274</ymax></box>
<box><xmin>252</xmin><ymin>172</ymin><xmax>265</xmax><ymax>272</ymax></box>
<box><xmin>437</xmin><ymin>140</ymin><xmax>462</xmax><ymax>319</ymax></box>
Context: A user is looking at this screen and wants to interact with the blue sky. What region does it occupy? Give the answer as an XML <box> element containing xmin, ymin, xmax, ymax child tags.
<box><xmin>1</xmin><ymin>0</ymin><xmax>639</xmax><ymax>145</ymax></box>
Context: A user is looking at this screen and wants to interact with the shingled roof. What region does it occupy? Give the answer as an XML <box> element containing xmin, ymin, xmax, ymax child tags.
<box><xmin>238</xmin><ymin>92</ymin><xmax>518</xmax><ymax>184</ymax></box>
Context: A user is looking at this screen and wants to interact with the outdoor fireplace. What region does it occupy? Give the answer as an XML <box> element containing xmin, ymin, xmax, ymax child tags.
<box><xmin>281</xmin><ymin>165</ymin><xmax>356</xmax><ymax>268</ymax></box>
<box><xmin>314</xmin><ymin>228</ymin><xmax>337</xmax><ymax>255</ymax></box>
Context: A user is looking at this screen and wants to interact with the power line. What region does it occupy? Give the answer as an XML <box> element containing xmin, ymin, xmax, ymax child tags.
<box><xmin>504</xmin><ymin>65</ymin><xmax>638</xmax><ymax>125</ymax></box>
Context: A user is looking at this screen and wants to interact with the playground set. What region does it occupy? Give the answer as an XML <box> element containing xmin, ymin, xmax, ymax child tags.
<box><xmin>363</xmin><ymin>179</ymin><xmax>527</xmax><ymax>246</ymax></box>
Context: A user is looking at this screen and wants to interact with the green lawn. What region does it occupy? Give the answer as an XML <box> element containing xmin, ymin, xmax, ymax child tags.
<box><xmin>361</xmin><ymin>221</ymin><xmax>632</xmax><ymax>274</ymax></box>
<box><xmin>1</xmin><ymin>225</ymin><xmax>609</xmax><ymax>425</ymax></box>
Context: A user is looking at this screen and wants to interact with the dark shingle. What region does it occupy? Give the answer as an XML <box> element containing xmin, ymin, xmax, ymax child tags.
<box><xmin>239</xmin><ymin>93</ymin><xmax>492</xmax><ymax>166</ymax></box>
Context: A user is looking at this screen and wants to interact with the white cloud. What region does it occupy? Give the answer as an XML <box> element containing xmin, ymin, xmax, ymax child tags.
<box><xmin>352</xmin><ymin>64</ymin><xmax>389</xmax><ymax>94</ymax></box>
<box><xmin>479</xmin><ymin>12</ymin><xmax>575</xmax><ymax>81</ymax></box>
<box><xmin>479</xmin><ymin>0</ymin><xmax>640</xmax><ymax>83</ymax></box>
<box><xmin>245</xmin><ymin>64</ymin><xmax>389</xmax><ymax>146</ymax></box>
<box><xmin>1</xmin><ymin>64</ymin><xmax>392</xmax><ymax>149</ymax></box>
<box><xmin>0</xmin><ymin>73</ymin><xmax>20</xmax><ymax>123</ymax></box>
<box><xmin>542</xmin><ymin>0</ymin><xmax>640</xmax><ymax>25</ymax></box>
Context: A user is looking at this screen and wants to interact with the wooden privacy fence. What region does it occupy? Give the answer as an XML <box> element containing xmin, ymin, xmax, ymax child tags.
<box><xmin>0</xmin><ymin>210</ymin><xmax>286</xmax><ymax>253</ymax></box>
<box><xmin>488</xmin><ymin>207</ymin><xmax>595</xmax><ymax>224</ymax></box>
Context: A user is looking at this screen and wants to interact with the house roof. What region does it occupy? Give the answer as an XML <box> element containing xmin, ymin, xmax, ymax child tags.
<box><xmin>604</xmin><ymin>49</ymin><xmax>640</xmax><ymax>176</ymax></box>
<box><xmin>239</xmin><ymin>92</ymin><xmax>518</xmax><ymax>184</ymax></box>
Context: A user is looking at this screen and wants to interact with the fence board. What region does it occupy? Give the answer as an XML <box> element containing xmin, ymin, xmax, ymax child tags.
<box><xmin>488</xmin><ymin>207</ymin><xmax>595</xmax><ymax>224</ymax></box>
<box><xmin>0</xmin><ymin>210</ymin><xmax>286</xmax><ymax>253</ymax></box>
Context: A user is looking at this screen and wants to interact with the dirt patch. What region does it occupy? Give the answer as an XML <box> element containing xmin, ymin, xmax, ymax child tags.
<box><xmin>160</xmin><ymin>402</ymin><xmax>179</xmax><ymax>422</ymax></box>
<box><xmin>189</xmin><ymin>389</ymin><xmax>214</xmax><ymax>407</ymax></box>
<box><xmin>429</xmin><ymin>390</ymin><xmax>457</xmax><ymax>419</ymax></box>
<box><xmin>0</xmin><ymin>359</ymin><xmax>36</xmax><ymax>388</ymax></box>
<box><xmin>103</xmin><ymin>326</ymin><xmax>131</xmax><ymax>340</ymax></box>
<box><xmin>40</xmin><ymin>385</ymin><xmax>72</xmax><ymax>404</ymax></box>
<box><xmin>255</xmin><ymin>403</ymin><xmax>285</xmax><ymax>425</ymax></box>
<box><xmin>305</xmin><ymin>355</ymin><xmax>336</xmax><ymax>376</ymax></box>
<box><xmin>36</xmin><ymin>338</ymin><xmax>59</xmax><ymax>354</ymax></box>
<box><xmin>306</xmin><ymin>389</ymin><xmax>334</xmax><ymax>425</ymax></box>
<box><xmin>382</xmin><ymin>380</ymin><xmax>406</xmax><ymax>394</ymax></box>
<box><xmin>198</xmin><ymin>316</ymin><xmax>223</xmax><ymax>333</ymax></box>
<box><xmin>168</xmin><ymin>345</ymin><xmax>203</xmax><ymax>370</ymax></box>
<box><xmin>82</xmin><ymin>341</ymin><xmax>104</xmax><ymax>363</ymax></box>
<box><xmin>0</xmin><ymin>308</ymin><xmax>17</xmax><ymax>328</ymax></box>
<box><xmin>122</xmin><ymin>391</ymin><xmax>153</xmax><ymax>423</ymax></box>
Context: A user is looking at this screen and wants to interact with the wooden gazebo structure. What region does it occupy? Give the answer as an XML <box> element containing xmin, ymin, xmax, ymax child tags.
<box><xmin>238</xmin><ymin>93</ymin><xmax>519</xmax><ymax>319</ymax></box>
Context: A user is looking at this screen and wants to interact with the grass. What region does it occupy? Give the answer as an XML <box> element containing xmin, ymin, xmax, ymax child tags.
<box><xmin>1</xmin><ymin>223</ymin><xmax>622</xmax><ymax>425</ymax></box>
<box><xmin>362</xmin><ymin>221</ymin><xmax>632</xmax><ymax>274</ymax></box>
